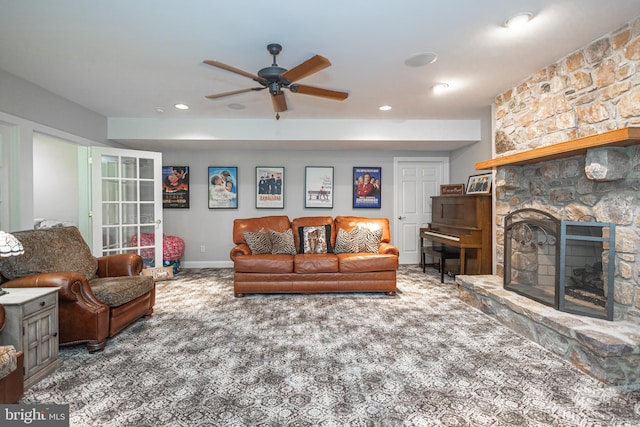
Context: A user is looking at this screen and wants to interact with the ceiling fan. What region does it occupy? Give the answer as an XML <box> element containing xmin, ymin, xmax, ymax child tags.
<box><xmin>203</xmin><ymin>43</ymin><xmax>349</xmax><ymax>118</ymax></box>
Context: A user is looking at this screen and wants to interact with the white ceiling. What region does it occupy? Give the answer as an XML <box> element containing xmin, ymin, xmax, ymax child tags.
<box><xmin>2</xmin><ymin>0</ymin><xmax>640</xmax><ymax>150</ymax></box>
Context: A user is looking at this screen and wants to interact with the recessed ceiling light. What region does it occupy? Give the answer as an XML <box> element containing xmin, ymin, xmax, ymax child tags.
<box><xmin>433</xmin><ymin>83</ymin><xmax>450</xmax><ymax>94</ymax></box>
<box><xmin>154</xmin><ymin>107</ymin><xmax>165</xmax><ymax>114</ymax></box>
<box><xmin>504</xmin><ymin>12</ymin><xmax>533</xmax><ymax>28</ymax></box>
<box><xmin>379</xmin><ymin>105</ymin><xmax>392</xmax><ymax>111</ymax></box>
<box><xmin>228</xmin><ymin>103</ymin><xmax>246</xmax><ymax>110</ymax></box>
<box><xmin>404</xmin><ymin>52</ymin><xmax>438</xmax><ymax>67</ymax></box>
<box><xmin>174</xmin><ymin>103</ymin><xmax>189</xmax><ymax>110</ymax></box>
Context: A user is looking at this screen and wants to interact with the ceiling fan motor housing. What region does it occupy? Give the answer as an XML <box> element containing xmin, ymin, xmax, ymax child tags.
<box><xmin>258</xmin><ymin>66</ymin><xmax>289</xmax><ymax>94</ymax></box>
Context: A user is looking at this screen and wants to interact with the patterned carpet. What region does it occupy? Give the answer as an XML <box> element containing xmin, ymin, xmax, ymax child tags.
<box><xmin>22</xmin><ymin>266</ymin><xmax>640</xmax><ymax>426</ymax></box>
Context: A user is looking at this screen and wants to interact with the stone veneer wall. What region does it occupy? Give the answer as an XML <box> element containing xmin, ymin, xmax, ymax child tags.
<box><xmin>493</xmin><ymin>16</ymin><xmax>640</xmax><ymax>323</ymax></box>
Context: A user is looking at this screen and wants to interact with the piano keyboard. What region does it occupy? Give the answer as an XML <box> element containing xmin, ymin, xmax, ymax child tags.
<box><xmin>423</xmin><ymin>231</ymin><xmax>461</xmax><ymax>242</ymax></box>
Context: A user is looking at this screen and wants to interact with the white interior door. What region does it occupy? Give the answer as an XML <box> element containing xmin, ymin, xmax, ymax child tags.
<box><xmin>394</xmin><ymin>157</ymin><xmax>449</xmax><ymax>264</ymax></box>
<box><xmin>91</xmin><ymin>147</ymin><xmax>163</xmax><ymax>267</ymax></box>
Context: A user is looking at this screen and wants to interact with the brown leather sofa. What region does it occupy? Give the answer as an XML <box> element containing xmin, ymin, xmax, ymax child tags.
<box><xmin>0</xmin><ymin>227</ymin><xmax>155</xmax><ymax>352</ymax></box>
<box><xmin>0</xmin><ymin>304</ymin><xmax>24</xmax><ymax>404</ymax></box>
<box><xmin>231</xmin><ymin>215</ymin><xmax>398</xmax><ymax>297</ymax></box>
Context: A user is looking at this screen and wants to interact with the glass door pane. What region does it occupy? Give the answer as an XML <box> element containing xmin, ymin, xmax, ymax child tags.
<box><xmin>92</xmin><ymin>148</ymin><xmax>162</xmax><ymax>267</ymax></box>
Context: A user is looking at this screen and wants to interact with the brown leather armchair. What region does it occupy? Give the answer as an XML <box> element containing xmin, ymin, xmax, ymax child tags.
<box><xmin>0</xmin><ymin>227</ymin><xmax>155</xmax><ymax>352</ymax></box>
<box><xmin>0</xmin><ymin>304</ymin><xmax>24</xmax><ymax>404</ymax></box>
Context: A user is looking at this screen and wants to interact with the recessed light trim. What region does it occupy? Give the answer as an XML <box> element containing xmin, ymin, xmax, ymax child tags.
<box><xmin>433</xmin><ymin>83</ymin><xmax>450</xmax><ymax>94</ymax></box>
<box><xmin>504</xmin><ymin>12</ymin><xmax>533</xmax><ymax>28</ymax></box>
<box><xmin>174</xmin><ymin>103</ymin><xmax>190</xmax><ymax>110</ymax></box>
<box><xmin>404</xmin><ymin>52</ymin><xmax>438</xmax><ymax>67</ymax></box>
<box><xmin>379</xmin><ymin>105</ymin><xmax>392</xmax><ymax>111</ymax></box>
<box><xmin>228</xmin><ymin>103</ymin><xmax>246</xmax><ymax>110</ymax></box>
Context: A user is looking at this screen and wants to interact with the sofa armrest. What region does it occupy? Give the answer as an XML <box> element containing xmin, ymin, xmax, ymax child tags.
<box><xmin>378</xmin><ymin>243</ymin><xmax>399</xmax><ymax>256</ymax></box>
<box><xmin>2</xmin><ymin>272</ymin><xmax>105</xmax><ymax>306</ymax></box>
<box><xmin>230</xmin><ymin>244</ymin><xmax>251</xmax><ymax>261</ymax></box>
<box><xmin>97</xmin><ymin>254</ymin><xmax>144</xmax><ymax>277</ymax></box>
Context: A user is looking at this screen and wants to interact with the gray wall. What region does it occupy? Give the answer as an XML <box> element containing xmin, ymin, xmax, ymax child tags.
<box><xmin>161</xmin><ymin>149</ymin><xmax>453</xmax><ymax>267</ymax></box>
<box><xmin>450</xmin><ymin>106</ymin><xmax>492</xmax><ymax>184</ymax></box>
<box><xmin>0</xmin><ymin>69</ymin><xmax>107</xmax><ymax>144</ymax></box>
<box><xmin>33</xmin><ymin>133</ymin><xmax>79</xmax><ymax>225</ymax></box>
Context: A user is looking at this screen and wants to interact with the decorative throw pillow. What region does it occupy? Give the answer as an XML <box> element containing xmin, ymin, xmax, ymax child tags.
<box><xmin>269</xmin><ymin>229</ymin><xmax>296</xmax><ymax>255</ymax></box>
<box><xmin>359</xmin><ymin>225</ymin><xmax>383</xmax><ymax>253</ymax></box>
<box><xmin>243</xmin><ymin>228</ymin><xmax>272</xmax><ymax>254</ymax></box>
<box><xmin>298</xmin><ymin>226</ymin><xmax>330</xmax><ymax>254</ymax></box>
<box><xmin>334</xmin><ymin>227</ymin><xmax>361</xmax><ymax>254</ymax></box>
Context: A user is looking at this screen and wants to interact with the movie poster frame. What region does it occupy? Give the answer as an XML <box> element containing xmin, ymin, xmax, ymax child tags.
<box><xmin>162</xmin><ymin>166</ymin><xmax>190</xmax><ymax>208</ymax></box>
<box><xmin>256</xmin><ymin>166</ymin><xmax>285</xmax><ymax>209</ymax></box>
<box><xmin>208</xmin><ymin>166</ymin><xmax>238</xmax><ymax>209</ymax></box>
<box><xmin>304</xmin><ymin>166</ymin><xmax>334</xmax><ymax>209</ymax></box>
<box><xmin>353</xmin><ymin>166</ymin><xmax>382</xmax><ymax>209</ymax></box>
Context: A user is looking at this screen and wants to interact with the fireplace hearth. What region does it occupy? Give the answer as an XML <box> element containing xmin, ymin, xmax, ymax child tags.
<box><xmin>504</xmin><ymin>208</ymin><xmax>615</xmax><ymax>320</ymax></box>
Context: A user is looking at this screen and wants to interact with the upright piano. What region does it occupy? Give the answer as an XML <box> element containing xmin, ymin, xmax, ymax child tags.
<box><xmin>420</xmin><ymin>194</ymin><xmax>492</xmax><ymax>276</ymax></box>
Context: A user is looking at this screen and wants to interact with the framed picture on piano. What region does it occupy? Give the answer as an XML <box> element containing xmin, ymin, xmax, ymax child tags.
<box><xmin>466</xmin><ymin>173</ymin><xmax>492</xmax><ymax>194</ymax></box>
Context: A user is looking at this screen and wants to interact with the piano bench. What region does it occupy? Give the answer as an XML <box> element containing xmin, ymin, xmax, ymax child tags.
<box><xmin>423</xmin><ymin>245</ymin><xmax>461</xmax><ymax>283</ymax></box>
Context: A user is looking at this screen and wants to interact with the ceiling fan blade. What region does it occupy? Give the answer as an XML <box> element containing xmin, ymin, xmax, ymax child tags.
<box><xmin>281</xmin><ymin>55</ymin><xmax>331</xmax><ymax>82</ymax></box>
<box><xmin>289</xmin><ymin>84</ymin><xmax>349</xmax><ymax>101</ymax></box>
<box><xmin>271</xmin><ymin>92</ymin><xmax>288</xmax><ymax>112</ymax></box>
<box><xmin>205</xmin><ymin>87</ymin><xmax>264</xmax><ymax>99</ymax></box>
<box><xmin>203</xmin><ymin>60</ymin><xmax>267</xmax><ymax>84</ymax></box>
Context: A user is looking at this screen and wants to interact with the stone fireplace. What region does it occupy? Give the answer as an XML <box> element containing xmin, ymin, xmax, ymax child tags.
<box><xmin>457</xmin><ymin>15</ymin><xmax>640</xmax><ymax>385</ymax></box>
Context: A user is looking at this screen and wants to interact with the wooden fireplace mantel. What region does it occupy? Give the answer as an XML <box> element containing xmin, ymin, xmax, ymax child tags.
<box><xmin>475</xmin><ymin>127</ymin><xmax>640</xmax><ymax>170</ymax></box>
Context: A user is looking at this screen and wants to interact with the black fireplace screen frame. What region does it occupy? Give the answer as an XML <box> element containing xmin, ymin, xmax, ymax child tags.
<box><xmin>558</xmin><ymin>220</ymin><xmax>615</xmax><ymax>320</ymax></box>
<box><xmin>504</xmin><ymin>208</ymin><xmax>616</xmax><ymax>321</ymax></box>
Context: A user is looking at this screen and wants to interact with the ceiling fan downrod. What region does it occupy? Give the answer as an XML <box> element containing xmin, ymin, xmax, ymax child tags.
<box><xmin>267</xmin><ymin>43</ymin><xmax>282</xmax><ymax>66</ymax></box>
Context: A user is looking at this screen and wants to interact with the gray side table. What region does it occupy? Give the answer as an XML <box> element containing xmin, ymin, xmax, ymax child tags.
<box><xmin>0</xmin><ymin>287</ymin><xmax>63</xmax><ymax>389</ymax></box>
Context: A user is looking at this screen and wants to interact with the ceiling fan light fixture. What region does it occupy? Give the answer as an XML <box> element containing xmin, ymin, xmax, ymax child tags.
<box><xmin>504</xmin><ymin>12</ymin><xmax>533</xmax><ymax>29</ymax></box>
<box><xmin>404</xmin><ymin>52</ymin><xmax>438</xmax><ymax>67</ymax></box>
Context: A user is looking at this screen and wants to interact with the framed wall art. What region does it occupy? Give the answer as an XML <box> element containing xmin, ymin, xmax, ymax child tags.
<box><xmin>466</xmin><ymin>173</ymin><xmax>492</xmax><ymax>194</ymax></box>
<box><xmin>162</xmin><ymin>166</ymin><xmax>189</xmax><ymax>208</ymax></box>
<box><xmin>304</xmin><ymin>166</ymin><xmax>333</xmax><ymax>208</ymax></box>
<box><xmin>353</xmin><ymin>167</ymin><xmax>381</xmax><ymax>208</ymax></box>
<box><xmin>256</xmin><ymin>166</ymin><xmax>284</xmax><ymax>209</ymax></box>
<box><xmin>208</xmin><ymin>167</ymin><xmax>238</xmax><ymax>209</ymax></box>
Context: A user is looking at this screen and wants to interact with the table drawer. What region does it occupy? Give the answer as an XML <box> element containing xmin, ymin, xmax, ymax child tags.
<box><xmin>22</xmin><ymin>292</ymin><xmax>57</xmax><ymax>317</ymax></box>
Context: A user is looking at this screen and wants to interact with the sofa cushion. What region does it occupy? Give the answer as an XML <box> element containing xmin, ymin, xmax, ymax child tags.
<box><xmin>334</xmin><ymin>227</ymin><xmax>361</xmax><ymax>254</ymax></box>
<box><xmin>334</xmin><ymin>216</ymin><xmax>391</xmax><ymax>244</ymax></box>
<box><xmin>298</xmin><ymin>225</ymin><xmax>333</xmax><ymax>254</ymax></box>
<box><xmin>338</xmin><ymin>253</ymin><xmax>399</xmax><ymax>273</ymax></box>
<box><xmin>243</xmin><ymin>228</ymin><xmax>272</xmax><ymax>254</ymax></box>
<box><xmin>268</xmin><ymin>229</ymin><xmax>296</xmax><ymax>255</ymax></box>
<box><xmin>294</xmin><ymin>254</ymin><xmax>339</xmax><ymax>273</ymax></box>
<box><xmin>89</xmin><ymin>275</ymin><xmax>155</xmax><ymax>307</ymax></box>
<box><xmin>233</xmin><ymin>216</ymin><xmax>291</xmax><ymax>245</ymax></box>
<box><xmin>234</xmin><ymin>254</ymin><xmax>294</xmax><ymax>273</ymax></box>
<box><xmin>0</xmin><ymin>227</ymin><xmax>98</xmax><ymax>280</ymax></box>
<box><xmin>0</xmin><ymin>345</ymin><xmax>18</xmax><ymax>379</ymax></box>
<box><xmin>359</xmin><ymin>227</ymin><xmax>383</xmax><ymax>253</ymax></box>
<box><xmin>291</xmin><ymin>216</ymin><xmax>335</xmax><ymax>251</ymax></box>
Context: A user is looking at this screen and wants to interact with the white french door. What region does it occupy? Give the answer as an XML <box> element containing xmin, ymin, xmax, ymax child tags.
<box><xmin>394</xmin><ymin>157</ymin><xmax>449</xmax><ymax>264</ymax></box>
<box><xmin>91</xmin><ymin>147</ymin><xmax>163</xmax><ymax>267</ymax></box>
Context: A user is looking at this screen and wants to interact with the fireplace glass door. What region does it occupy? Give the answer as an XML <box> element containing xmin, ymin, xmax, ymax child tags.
<box><xmin>504</xmin><ymin>209</ymin><xmax>615</xmax><ymax>320</ymax></box>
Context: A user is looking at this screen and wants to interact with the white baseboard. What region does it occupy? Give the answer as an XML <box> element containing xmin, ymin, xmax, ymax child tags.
<box><xmin>181</xmin><ymin>260</ymin><xmax>233</xmax><ymax>269</ymax></box>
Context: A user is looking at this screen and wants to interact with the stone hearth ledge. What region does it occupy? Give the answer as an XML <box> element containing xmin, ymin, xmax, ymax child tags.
<box><xmin>456</xmin><ymin>274</ymin><xmax>640</xmax><ymax>386</ymax></box>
